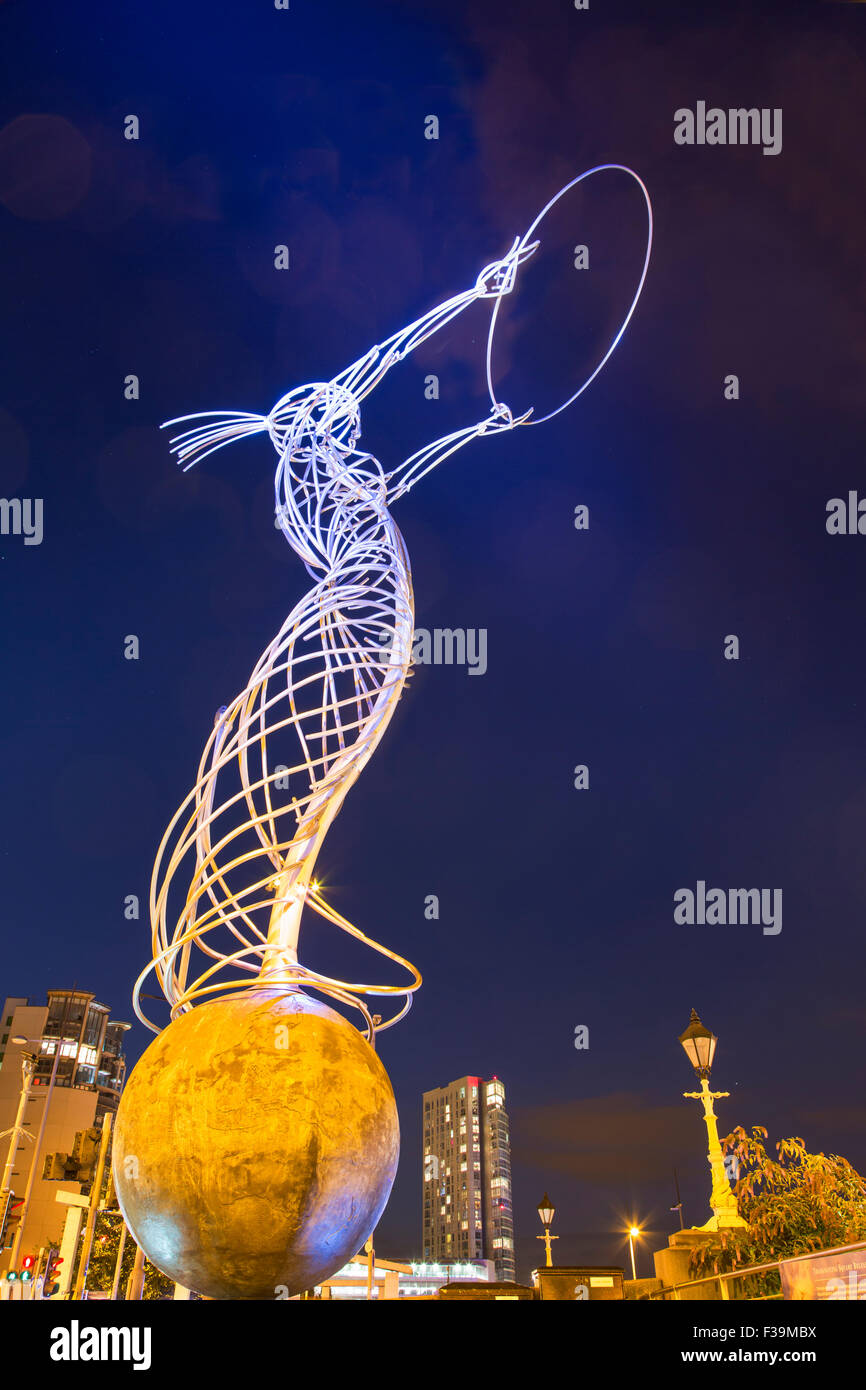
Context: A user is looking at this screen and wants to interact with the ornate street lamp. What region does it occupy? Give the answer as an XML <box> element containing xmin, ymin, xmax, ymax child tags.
<box><xmin>678</xmin><ymin>1010</ymin><xmax>747</xmax><ymax>1232</ymax></box>
<box><xmin>678</xmin><ymin>1009</ymin><xmax>717</xmax><ymax>1077</ymax></box>
<box><xmin>536</xmin><ymin>1194</ymin><xmax>558</xmax><ymax>1267</ymax></box>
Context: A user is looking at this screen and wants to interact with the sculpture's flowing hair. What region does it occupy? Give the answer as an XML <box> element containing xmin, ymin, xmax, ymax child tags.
<box><xmin>132</xmin><ymin>166</ymin><xmax>653</xmax><ymax>1040</ymax></box>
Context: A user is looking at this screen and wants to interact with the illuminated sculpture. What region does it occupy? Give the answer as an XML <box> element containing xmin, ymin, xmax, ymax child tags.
<box><xmin>113</xmin><ymin>167</ymin><xmax>652</xmax><ymax>1299</ymax></box>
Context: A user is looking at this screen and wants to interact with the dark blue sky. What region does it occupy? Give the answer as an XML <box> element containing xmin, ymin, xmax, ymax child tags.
<box><xmin>1</xmin><ymin>0</ymin><xmax>865</xmax><ymax>1279</ymax></box>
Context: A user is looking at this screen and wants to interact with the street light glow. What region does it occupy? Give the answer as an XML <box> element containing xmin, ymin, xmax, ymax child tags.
<box><xmin>626</xmin><ymin>1223</ymin><xmax>643</xmax><ymax>1281</ymax></box>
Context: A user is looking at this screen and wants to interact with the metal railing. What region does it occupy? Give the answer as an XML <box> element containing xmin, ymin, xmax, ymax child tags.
<box><xmin>640</xmin><ymin>1239</ymin><xmax>866</xmax><ymax>1300</ymax></box>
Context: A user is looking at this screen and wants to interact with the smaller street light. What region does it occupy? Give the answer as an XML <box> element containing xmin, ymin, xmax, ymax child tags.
<box><xmin>536</xmin><ymin>1193</ymin><xmax>558</xmax><ymax>1267</ymax></box>
<box><xmin>627</xmin><ymin>1224</ymin><xmax>641</xmax><ymax>1280</ymax></box>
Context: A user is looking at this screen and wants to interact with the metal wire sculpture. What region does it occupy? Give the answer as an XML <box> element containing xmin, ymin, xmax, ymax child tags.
<box><xmin>133</xmin><ymin>165</ymin><xmax>653</xmax><ymax>1044</ymax></box>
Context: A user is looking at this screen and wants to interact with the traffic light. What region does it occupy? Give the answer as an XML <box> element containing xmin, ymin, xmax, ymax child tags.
<box><xmin>0</xmin><ymin>1194</ymin><xmax>23</xmax><ymax>1250</ymax></box>
<box><xmin>43</xmin><ymin>1129</ymin><xmax>102</xmax><ymax>1187</ymax></box>
<box><xmin>20</xmin><ymin>1254</ymin><xmax>35</xmax><ymax>1283</ymax></box>
<box><xmin>0</xmin><ymin>1193</ymin><xmax>11</xmax><ymax>1249</ymax></box>
<box><xmin>42</xmin><ymin>1152</ymin><xmax>73</xmax><ymax>1181</ymax></box>
<box><xmin>44</xmin><ymin>1249</ymin><xmax>63</xmax><ymax>1298</ymax></box>
<box><xmin>70</xmin><ymin>1126</ymin><xmax>101</xmax><ymax>1183</ymax></box>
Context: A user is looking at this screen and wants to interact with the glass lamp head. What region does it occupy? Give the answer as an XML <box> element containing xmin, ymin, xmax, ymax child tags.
<box><xmin>537</xmin><ymin>1193</ymin><xmax>555</xmax><ymax>1227</ymax></box>
<box><xmin>678</xmin><ymin>1009</ymin><xmax>717</xmax><ymax>1077</ymax></box>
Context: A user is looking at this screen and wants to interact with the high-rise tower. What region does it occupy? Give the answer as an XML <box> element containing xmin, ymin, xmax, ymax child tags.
<box><xmin>422</xmin><ymin>1075</ymin><xmax>515</xmax><ymax>1281</ymax></box>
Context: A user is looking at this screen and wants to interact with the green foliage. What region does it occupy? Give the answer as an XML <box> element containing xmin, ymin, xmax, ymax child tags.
<box><xmin>83</xmin><ymin>1211</ymin><xmax>176</xmax><ymax>1301</ymax></box>
<box><xmin>689</xmin><ymin>1127</ymin><xmax>866</xmax><ymax>1298</ymax></box>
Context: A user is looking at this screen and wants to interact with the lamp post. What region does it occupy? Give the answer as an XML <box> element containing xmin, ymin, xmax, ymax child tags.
<box><xmin>678</xmin><ymin>1009</ymin><xmax>747</xmax><ymax>1232</ymax></box>
<box><xmin>7</xmin><ymin>1031</ymin><xmax>67</xmax><ymax>1267</ymax></box>
<box><xmin>7</xmin><ymin>990</ymin><xmax>77</xmax><ymax>1268</ymax></box>
<box><xmin>627</xmin><ymin>1225</ymin><xmax>641</xmax><ymax>1280</ymax></box>
<box><xmin>72</xmin><ymin>1112</ymin><xmax>114</xmax><ymax>1300</ymax></box>
<box><xmin>536</xmin><ymin>1194</ymin><xmax>558</xmax><ymax>1267</ymax></box>
<box><xmin>109</xmin><ymin>1217</ymin><xmax>129</xmax><ymax>1301</ymax></box>
<box><xmin>0</xmin><ymin>1050</ymin><xmax>37</xmax><ymax>1195</ymax></box>
<box><xmin>364</xmin><ymin>1234</ymin><xmax>375</xmax><ymax>1300</ymax></box>
<box><xmin>670</xmin><ymin>1167</ymin><xmax>685</xmax><ymax>1229</ymax></box>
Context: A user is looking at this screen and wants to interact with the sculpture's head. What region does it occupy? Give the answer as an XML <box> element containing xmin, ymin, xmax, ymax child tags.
<box><xmin>267</xmin><ymin>380</ymin><xmax>362</xmax><ymax>460</ymax></box>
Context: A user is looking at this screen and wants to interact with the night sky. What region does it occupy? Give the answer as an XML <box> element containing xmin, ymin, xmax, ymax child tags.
<box><xmin>2</xmin><ymin>0</ymin><xmax>865</xmax><ymax>1282</ymax></box>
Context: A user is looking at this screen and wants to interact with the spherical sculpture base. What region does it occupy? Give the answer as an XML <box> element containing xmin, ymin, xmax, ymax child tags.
<box><xmin>112</xmin><ymin>988</ymin><xmax>399</xmax><ymax>1299</ymax></box>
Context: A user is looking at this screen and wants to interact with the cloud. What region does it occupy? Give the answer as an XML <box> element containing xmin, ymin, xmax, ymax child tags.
<box><xmin>0</xmin><ymin>115</ymin><xmax>91</xmax><ymax>220</ymax></box>
<box><xmin>513</xmin><ymin>1090</ymin><xmax>699</xmax><ymax>1185</ymax></box>
<box><xmin>453</xmin><ymin>9</ymin><xmax>866</xmax><ymax>417</ymax></box>
<box><xmin>799</xmin><ymin>1107</ymin><xmax>866</xmax><ymax>1136</ymax></box>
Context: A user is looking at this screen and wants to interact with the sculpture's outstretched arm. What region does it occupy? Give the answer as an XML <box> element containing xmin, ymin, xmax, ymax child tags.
<box><xmin>334</xmin><ymin>234</ymin><xmax>539</xmax><ymax>405</ymax></box>
<box><xmin>161</xmin><ymin>235</ymin><xmax>539</xmax><ymax>476</ymax></box>
<box><xmin>384</xmin><ymin>400</ymin><xmax>534</xmax><ymax>503</ymax></box>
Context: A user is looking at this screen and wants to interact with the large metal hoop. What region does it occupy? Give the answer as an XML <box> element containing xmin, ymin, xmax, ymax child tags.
<box><xmin>485</xmin><ymin>164</ymin><xmax>653</xmax><ymax>426</ymax></box>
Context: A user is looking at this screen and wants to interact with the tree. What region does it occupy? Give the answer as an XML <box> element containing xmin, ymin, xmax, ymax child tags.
<box><xmin>82</xmin><ymin>1211</ymin><xmax>176</xmax><ymax>1301</ymax></box>
<box><xmin>689</xmin><ymin>1126</ymin><xmax>866</xmax><ymax>1297</ymax></box>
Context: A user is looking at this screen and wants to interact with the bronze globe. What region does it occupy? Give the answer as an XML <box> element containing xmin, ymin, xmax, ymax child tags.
<box><xmin>112</xmin><ymin>988</ymin><xmax>399</xmax><ymax>1299</ymax></box>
